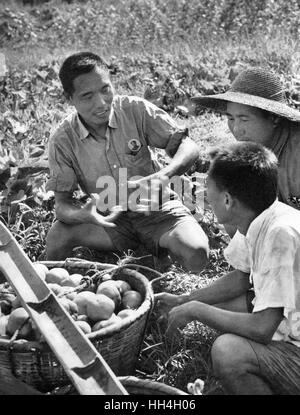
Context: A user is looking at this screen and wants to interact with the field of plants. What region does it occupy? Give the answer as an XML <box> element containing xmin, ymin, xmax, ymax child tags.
<box><xmin>1</xmin><ymin>0</ymin><xmax>300</xmax><ymax>395</ymax></box>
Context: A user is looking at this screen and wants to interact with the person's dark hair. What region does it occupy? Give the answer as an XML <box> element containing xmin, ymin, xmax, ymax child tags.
<box><xmin>59</xmin><ymin>51</ymin><xmax>109</xmax><ymax>99</ymax></box>
<box><xmin>208</xmin><ymin>142</ymin><xmax>278</xmax><ymax>214</ymax></box>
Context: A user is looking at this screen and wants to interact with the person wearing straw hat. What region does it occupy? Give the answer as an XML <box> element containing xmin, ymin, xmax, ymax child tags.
<box><xmin>192</xmin><ymin>67</ymin><xmax>300</xmax><ymax>354</ymax></box>
<box><xmin>192</xmin><ymin>66</ymin><xmax>300</xmax><ymax>212</ymax></box>
<box><xmin>156</xmin><ymin>142</ymin><xmax>300</xmax><ymax>395</ymax></box>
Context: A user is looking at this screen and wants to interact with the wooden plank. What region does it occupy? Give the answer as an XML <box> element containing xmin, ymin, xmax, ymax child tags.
<box><xmin>0</xmin><ymin>222</ymin><xmax>128</xmax><ymax>395</ymax></box>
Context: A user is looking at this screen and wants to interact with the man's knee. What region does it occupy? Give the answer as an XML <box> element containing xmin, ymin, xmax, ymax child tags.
<box><xmin>46</xmin><ymin>221</ymin><xmax>75</xmax><ymax>259</ymax></box>
<box><xmin>183</xmin><ymin>245</ymin><xmax>209</xmax><ymax>272</ymax></box>
<box><xmin>211</xmin><ymin>334</ymin><xmax>249</xmax><ymax>378</ymax></box>
<box><xmin>179</xmin><ymin>226</ymin><xmax>209</xmax><ymax>272</ymax></box>
<box><xmin>46</xmin><ymin>221</ymin><xmax>72</xmax><ymax>245</ymax></box>
<box><xmin>161</xmin><ymin>221</ymin><xmax>209</xmax><ymax>272</ymax></box>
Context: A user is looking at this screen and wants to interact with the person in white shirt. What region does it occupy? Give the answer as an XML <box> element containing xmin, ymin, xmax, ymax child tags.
<box><xmin>155</xmin><ymin>142</ymin><xmax>300</xmax><ymax>395</ymax></box>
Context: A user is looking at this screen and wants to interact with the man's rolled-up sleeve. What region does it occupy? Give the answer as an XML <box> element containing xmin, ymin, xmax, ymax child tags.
<box><xmin>46</xmin><ymin>135</ymin><xmax>78</xmax><ymax>193</ymax></box>
<box><xmin>142</xmin><ymin>99</ymin><xmax>187</xmax><ymax>156</ymax></box>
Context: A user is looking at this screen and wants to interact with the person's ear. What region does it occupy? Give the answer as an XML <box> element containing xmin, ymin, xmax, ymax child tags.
<box><xmin>224</xmin><ymin>191</ymin><xmax>233</xmax><ymax>210</ymax></box>
<box><xmin>62</xmin><ymin>89</ymin><xmax>71</xmax><ymax>101</ymax></box>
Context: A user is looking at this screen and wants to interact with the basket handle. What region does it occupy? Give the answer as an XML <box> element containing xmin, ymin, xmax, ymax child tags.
<box><xmin>149</xmin><ymin>274</ymin><xmax>169</xmax><ymax>287</ymax></box>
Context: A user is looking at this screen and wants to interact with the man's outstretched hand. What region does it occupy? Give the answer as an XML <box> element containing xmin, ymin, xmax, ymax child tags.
<box><xmin>83</xmin><ymin>193</ymin><xmax>123</xmax><ymax>227</ymax></box>
<box><xmin>127</xmin><ymin>174</ymin><xmax>170</xmax><ymax>215</ymax></box>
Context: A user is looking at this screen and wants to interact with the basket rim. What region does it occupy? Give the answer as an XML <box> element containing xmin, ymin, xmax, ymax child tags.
<box><xmin>0</xmin><ymin>262</ymin><xmax>154</xmax><ymax>351</ymax></box>
<box><xmin>119</xmin><ymin>376</ymin><xmax>189</xmax><ymax>395</ymax></box>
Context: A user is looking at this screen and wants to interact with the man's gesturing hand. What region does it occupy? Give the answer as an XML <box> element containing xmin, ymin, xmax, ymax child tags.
<box><xmin>154</xmin><ymin>292</ymin><xmax>183</xmax><ymax>315</ymax></box>
<box><xmin>127</xmin><ymin>174</ymin><xmax>170</xmax><ymax>215</ymax></box>
<box><xmin>165</xmin><ymin>302</ymin><xmax>196</xmax><ymax>337</ymax></box>
<box><xmin>83</xmin><ymin>193</ymin><xmax>122</xmax><ymax>227</ymax></box>
<box><xmin>155</xmin><ymin>294</ymin><xmax>197</xmax><ymax>339</ymax></box>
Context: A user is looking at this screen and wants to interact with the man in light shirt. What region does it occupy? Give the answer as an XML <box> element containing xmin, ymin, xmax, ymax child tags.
<box><xmin>45</xmin><ymin>51</ymin><xmax>208</xmax><ymax>271</ymax></box>
<box><xmin>156</xmin><ymin>142</ymin><xmax>300</xmax><ymax>394</ymax></box>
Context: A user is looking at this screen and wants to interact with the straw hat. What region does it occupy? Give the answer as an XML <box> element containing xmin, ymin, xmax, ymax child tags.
<box><xmin>192</xmin><ymin>67</ymin><xmax>300</xmax><ymax>122</ymax></box>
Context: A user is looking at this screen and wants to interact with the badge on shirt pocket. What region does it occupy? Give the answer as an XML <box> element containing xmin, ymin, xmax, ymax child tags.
<box><xmin>127</xmin><ymin>139</ymin><xmax>142</xmax><ymax>155</ymax></box>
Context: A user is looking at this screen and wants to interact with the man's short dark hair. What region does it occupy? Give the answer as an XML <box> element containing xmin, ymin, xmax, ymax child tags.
<box><xmin>59</xmin><ymin>51</ymin><xmax>109</xmax><ymax>99</ymax></box>
<box><xmin>208</xmin><ymin>142</ymin><xmax>278</xmax><ymax>214</ymax></box>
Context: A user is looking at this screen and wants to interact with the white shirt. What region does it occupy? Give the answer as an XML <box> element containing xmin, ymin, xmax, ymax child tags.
<box><xmin>224</xmin><ymin>201</ymin><xmax>300</xmax><ymax>347</ymax></box>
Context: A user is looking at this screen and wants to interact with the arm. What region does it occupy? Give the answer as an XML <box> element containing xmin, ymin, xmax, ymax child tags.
<box><xmin>141</xmin><ymin>99</ymin><xmax>199</xmax><ymax>179</ymax></box>
<box><xmin>127</xmin><ymin>136</ymin><xmax>199</xmax><ymax>209</ymax></box>
<box><xmin>167</xmin><ymin>301</ymin><xmax>284</xmax><ymax>344</ymax></box>
<box><xmin>157</xmin><ymin>135</ymin><xmax>199</xmax><ymax>178</ymax></box>
<box><xmin>184</xmin><ymin>269</ymin><xmax>250</xmax><ymax>304</ymax></box>
<box><xmin>133</xmin><ymin>135</ymin><xmax>198</xmax><ymax>184</ymax></box>
<box><xmin>155</xmin><ymin>269</ymin><xmax>251</xmax><ymax>309</ymax></box>
<box><xmin>55</xmin><ymin>192</ymin><xmax>121</xmax><ymax>227</ymax></box>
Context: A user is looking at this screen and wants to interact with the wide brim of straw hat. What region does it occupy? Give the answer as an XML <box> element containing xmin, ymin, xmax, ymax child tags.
<box><xmin>192</xmin><ymin>91</ymin><xmax>300</xmax><ymax>122</ymax></box>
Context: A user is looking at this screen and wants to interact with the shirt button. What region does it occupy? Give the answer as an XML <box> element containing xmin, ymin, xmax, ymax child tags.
<box><xmin>113</xmin><ymin>165</ymin><xmax>117</xmax><ymax>169</ymax></box>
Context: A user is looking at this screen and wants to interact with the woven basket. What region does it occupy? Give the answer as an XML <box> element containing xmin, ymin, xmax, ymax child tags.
<box><xmin>0</xmin><ymin>260</ymin><xmax>154</xmax><ymax>393</ymax></box>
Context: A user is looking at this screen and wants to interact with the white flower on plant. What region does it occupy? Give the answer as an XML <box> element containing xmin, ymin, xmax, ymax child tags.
<box><xmin>187</xmin><ymin>378</ymin><xmax>205</xmax><ymax>395</ymax></box>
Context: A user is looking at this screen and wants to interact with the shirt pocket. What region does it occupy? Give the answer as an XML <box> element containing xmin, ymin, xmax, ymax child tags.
<box><xmin>121</xmin><ymin>144</ymin><xmax>153</xmax><ymax>177</ymax></box>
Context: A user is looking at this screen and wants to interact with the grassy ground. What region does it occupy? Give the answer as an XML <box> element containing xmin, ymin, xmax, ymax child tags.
<box><xmin>1</xmin><ymin>0</ymin><xmax>300</xmax><ymax>395</ymax></box>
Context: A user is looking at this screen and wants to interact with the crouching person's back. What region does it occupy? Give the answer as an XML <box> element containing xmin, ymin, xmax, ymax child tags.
<box><xmin>156</xmin><ymin>141</ymin><xmax>300</xmax><ymax>395</ymax></box>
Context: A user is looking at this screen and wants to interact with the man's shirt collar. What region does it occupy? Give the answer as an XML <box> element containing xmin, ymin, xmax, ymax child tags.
<box><xmin>75</xmin><ymin>113</ymin><xmax>90</xmax><ymax>140</ymax></box>
<box><xmin>75</xmin><ymin>100</ymin><xmax>118</xmax><ymax>141</ymax></box>
<box><xmin>245</xmin><ymin>200</ymin><xmax>278</xmax><ymax>245</ymax></box>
